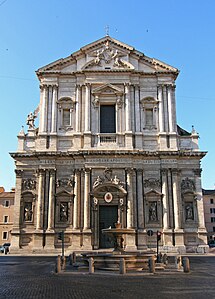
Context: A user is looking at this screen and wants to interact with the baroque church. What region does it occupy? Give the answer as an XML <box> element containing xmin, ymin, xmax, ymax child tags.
<box><xmin>10</xmin><ymin>36</ymin><xmax>208</xmax><ymax>254</ymax></box>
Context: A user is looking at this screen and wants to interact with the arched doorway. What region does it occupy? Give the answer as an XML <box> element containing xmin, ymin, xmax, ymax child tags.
<box><xmin>91</xmin><ymin>182</ymin><xmax>127</xmax><ymax>249</ymax></box>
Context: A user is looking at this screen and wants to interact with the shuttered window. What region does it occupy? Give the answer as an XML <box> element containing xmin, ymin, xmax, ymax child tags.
<box><xmin>100</xmin><ymin>105</ymin><xmax>116</xmax><ymax>133</ymax></box>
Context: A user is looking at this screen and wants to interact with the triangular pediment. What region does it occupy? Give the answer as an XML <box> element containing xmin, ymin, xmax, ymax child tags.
<box><xmin>92</xmin><ymin>84</ymin><xmax>123</xmax><ymax>95</ymax></box>
<box><xmin>36</xmin><ymin>36</ymin><xmax>179</xmax><ymax>76</ymax></box>
<box><xmin>145</xmin><ymin>189</ymin><xmax>163</xmax><ymax>196</ymax></box>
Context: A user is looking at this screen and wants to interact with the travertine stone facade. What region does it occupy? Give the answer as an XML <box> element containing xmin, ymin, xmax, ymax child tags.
<box><xmin>10</xmin><ymin>36</ymin><xmax>208</xmax><ymax>254</ymax></box>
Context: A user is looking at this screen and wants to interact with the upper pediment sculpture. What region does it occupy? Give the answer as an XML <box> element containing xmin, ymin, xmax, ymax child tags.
<box><xmin>82</xmin><ymin>41</ymin><xmax>134</xmax><ymax>70</ymax></box>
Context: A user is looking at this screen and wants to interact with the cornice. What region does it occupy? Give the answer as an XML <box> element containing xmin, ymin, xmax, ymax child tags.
<box><xmin>10</xmin><ymin>150</ymin><xmax>207</xmax><ymax>159</ymax></box>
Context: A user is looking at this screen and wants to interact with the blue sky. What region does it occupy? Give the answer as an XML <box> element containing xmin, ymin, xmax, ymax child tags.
<box><xmin>0</xmin><ymin>0</ymin><xmax>214</xmax><ymax>190</ymax></box>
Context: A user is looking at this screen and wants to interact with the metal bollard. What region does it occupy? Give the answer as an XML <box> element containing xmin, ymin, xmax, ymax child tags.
<box><xmin>69</xmin><ymin>254</ymin><xmax>73</xmax><ymax>265</ymax></box>
<box><xmin>182</xmin><ymin>257</ymin><xmax>190</xmax><ymax>273</ymax></box>
<box><xmin>72</xmin><ymin>252</ymin><xmax>77</xmax><ymax>264</ymax></box>
<box><xmin>56</xmin><ymin>255</ymin><xmax>61</xmax><ymax>273</ymax></box>
<box><xmin>148</xmin><ymin>257</ymin><xmax>155</xmax><ymax>274</ymax></box>
<box><xmin>119</xmin><ymin>258</ymin><xmax>126</xmax><ymax>275</ymax></box>
<box><xmin>61</xmin><ymin>256</ymin><xmax>66</xmax><ymax>270</ymax></box>
<box><xmin>89</xmin><ymin>257</ymin><xmax>94</xmax><ymax>274</ymax></box>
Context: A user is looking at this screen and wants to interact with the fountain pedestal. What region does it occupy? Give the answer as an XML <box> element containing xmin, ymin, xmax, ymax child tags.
<box><xmin>102</xmin><ymin>222</ymin><xmax>135</xmax><ymax>253</ymax></box>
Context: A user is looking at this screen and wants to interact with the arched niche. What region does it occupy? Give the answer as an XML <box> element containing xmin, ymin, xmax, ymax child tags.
<box><xmin>90</xmin><ymin>182</ymin><xmax>127</xmax><ymax>249</ymax></box>
<box><xmin>144</xmin><ymin>189</ymin><xmax>163</xmax><ymax>228</ymax></box>
<box><xmin>55</xmin><ymin>190</ymin><xmax>74</xmax><ymax>228</ymax></box>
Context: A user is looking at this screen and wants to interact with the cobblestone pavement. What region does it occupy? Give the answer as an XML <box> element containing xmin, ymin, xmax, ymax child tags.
<box><xmin>0</xmin><ymin>255</ymin><xmax>215</xmax><ymax>299</ymax></box>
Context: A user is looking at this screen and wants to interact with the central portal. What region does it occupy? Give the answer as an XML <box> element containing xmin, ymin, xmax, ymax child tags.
<box><xmin>99</xmin><ymin>205</ymin><xmax>118</xmax><ymax>248</ymax></box>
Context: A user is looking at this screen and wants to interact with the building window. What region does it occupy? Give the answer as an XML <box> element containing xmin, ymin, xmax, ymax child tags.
<box><xmin>213</xmin><ymin>227</ymin><xmax>215</xmax><ymax>232</ymax></box>
<box><xmin>4</xmin><ymin>216</ymin><xmax>8</xmax><ymax>223</ymax></box>
<box><xmin>211</xmin><ymin>217</ymin><xmax>215</xmax><ymax>223</ymax></box>
<box><xmin>145</xmin><ymin>109</ymin><xmax>153</xmax><ymax>126</ymax></box>
<box><xmin>100</xmin><ymin>105</ymin><xmax>116</xmax><ymax>133</ymax></box>
<box><xmin>210</xmin><ymin>208</ymin><xmax>215</xmax><ymax>213</ymax></box>
<box><xmin>63</xmin><ymin>109</ymin><xmax>71</xmax><ymax>126</ymax></box>
<box><xmin>210</xmin><ymin>198</ymin><xmax>214</xmax><ymax>204</ymax></box>
<box><xmin>5</xmin><ymin>200</ymin><xmax>9</xmax><ymax>207</ymax></box>
<box><xmin>3</xmin><ymin>231</ymin><xmax>8</xmax><ymax>240</ymax></box>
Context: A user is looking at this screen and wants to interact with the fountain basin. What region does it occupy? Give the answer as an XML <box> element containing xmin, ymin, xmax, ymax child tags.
<box><xmin>83</xmin><ymin>251</ymin><xmax>156</xmax><ymax>271</ymax></box>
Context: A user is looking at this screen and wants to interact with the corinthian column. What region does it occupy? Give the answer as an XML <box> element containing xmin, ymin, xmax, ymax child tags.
<box><xmin>194</xmin><ymin>169</ymin><xmax>206</xmax><ymax>229</ymax></box>
<box><xmin>36</xmin><ymin>169</ymin><xmax>44</xmax><ymax>230</ymax></box>
<box><xmin>13</xmin><ymin>170</ymin><xmax>23</xmax><ymax>231</ymax></box>
<box><xmin>75</xmin><ymin>85</ymin><xmax>81</xmax><ymax>132</ymax></box>
<box><xmin>51</xmin><ymin>85</ymin><xmax>58</xmax><ymax>133</ymax></box>
<box><xmin>161</xmin><ymin>169</ymin><xmax>169</xmax><ymax>229</ymax></box>
<box><xmin>84</xmin><ymin>84</ymin><xmax>90</xmax><ymax>132</ymax></box>
<box><xmin>167</xmin><ymin>85</ymin><xmax>173</xmax><ymax>132</ymax></box>
<box><xmin>134</xmin><ymin>85</ymin><xmax>140</xmax><ymax>132</ymax></box>
<box><xmin>125</xmin><ymin>84</ymin><xmax>131</xmax><ymax>131</ymax></box>
<box><xmin>83</xmin><ymin>169</ymin><xmax>90</xmax><ymax>230</ymax></box>
<box><xmin>137</xmin><ymin>169</ymin><xmax>144</xmax><ymax>229</ymax></box>
<box><xmin>158</xmin><ymin>85</ymin><xmax>164</xmax><ymax>132</ymax></box>
<box><xmin>73</xmin><ymin>169</ymin><xmax>81</xmax><ymax>229</ymax></box>
<box><xmin>127</xmin><ymin>169</ymin><xmax>134</xmax><ymax>228</ymax></box>
<box><xmin>172</xmin><ymin>169</ymin><xmax>181</xmax><ymax>230</ymax></box>
<box><xmin>47</xmin><ymin>169</ymin><xmax>55</xmax><ymax>230</ymax></box>
<box><xmin>41</xmin><ymin>85</ymin><xmax>48</xmax><ymax>133</ymax></box>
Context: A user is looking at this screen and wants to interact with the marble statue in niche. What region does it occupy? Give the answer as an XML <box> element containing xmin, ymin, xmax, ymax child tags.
<box><xmin>24</xmin><ymin>203</ymin><xmax>33</xmax><ymax>221</ymax></box>
<box><xmin>149</xmin><ymin>202</ymin><xmax>158</xmax><ymax>221</ymax></box>
<box><xmin>60</xmin><ymin>203</ymin><xmax>68</xmax><ymax>222</ymax></box>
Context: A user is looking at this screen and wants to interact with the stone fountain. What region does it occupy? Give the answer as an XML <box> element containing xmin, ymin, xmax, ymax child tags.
<box><xmin>102</xmin><ymin>221</ymin><xmax>135</xmax><ymax>253</ymax></box>
<box><xmin>82</xmin><ymin>222</ymin><xmax>156</xmax><ymax>272</ymax></box>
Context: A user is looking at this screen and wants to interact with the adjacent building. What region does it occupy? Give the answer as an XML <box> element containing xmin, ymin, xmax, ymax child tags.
<box><xmin>0</xmin><ymin>187</ymin><xmax>14</xmax><ymax>245</ymax></box>
<box><xmin>203</xmin><ymin>189</ymin><xmax>215</xmax><ymax>242</ymax></box>
<box><xmin>10</xmin><ymin>36</ymin><xmax>208</xmax><ymax>254</ymax></box>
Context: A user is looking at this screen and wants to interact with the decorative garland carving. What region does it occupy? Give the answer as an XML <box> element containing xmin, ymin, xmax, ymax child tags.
<box><xmin>144</xmin><ymin>178</ymin><xmax>161</xmax><ymax>189</ymax></box>
<box><xmin>22</xmin><ymin>179</ymin><xmax>36</xmax><ymax>191</ymax></box>
<box><xmin>181</xmin><ymin>177</ymin><xmax>195</xmax><ymax>192</ymax></box>
<box><xmin>56</xmin><ymin>175</ymin><xmax>75</xmax><ymax>188</ymax></box>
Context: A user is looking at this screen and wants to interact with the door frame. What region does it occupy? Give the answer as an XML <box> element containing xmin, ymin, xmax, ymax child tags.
<box><xmin>91</xmin><ymin>183</ymin><xmax>127</xmax><ymax>249</ymax></box>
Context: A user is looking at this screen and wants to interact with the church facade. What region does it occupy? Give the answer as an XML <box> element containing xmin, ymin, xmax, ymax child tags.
<box><xmin>10</xmin><ymin>36</ymin><xmax>208</xmax><ymax>254</ymax></box>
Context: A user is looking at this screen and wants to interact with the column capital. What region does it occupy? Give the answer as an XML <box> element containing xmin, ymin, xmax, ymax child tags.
<box><xmin>84</xmin><ymin>168</ymin><xmax>91</xmax><ymax>174</ymax></box>
<box><xmin>15</xmin><ymin>169</ymin><xmax>23</xmax><ymax>178</ymax></box>
<box><xmin>161</xmin><ymin>168</ymin><xmax>168</xmax><ymax>176</ymax></box>
<box><xmin>171</xmin><ymin>168</ymin><xmax>180</xmax><ymax>175</ymax></box>
<box><xmin>36</xmin><ymin>169</ymin><xmax>46</xmax><ymax>176</ymax></box>
<box><xmin>49</xmin><ymin>168</ymin><xmax>56</xmax><ymax>175</ymax></box>
<box><xmin>136</xmin><ymin>168</ymin><xmax>143</xmax><ymax>175</ymax></box>
<box><xmin>193</xmin><ymin>168</ymin><xmax>202</xmax><ymax>177</ymax></box>
<box><xmin>126</xmin><ymin>168</ymin><xmax>135</xmax><ymax>177</ymax></box>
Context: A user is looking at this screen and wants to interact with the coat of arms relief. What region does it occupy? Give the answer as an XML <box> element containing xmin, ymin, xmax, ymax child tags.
<box><xmin>82</xmin><ymin>41</ymin><xmax>134</xmax><ymax>70</ymax></box>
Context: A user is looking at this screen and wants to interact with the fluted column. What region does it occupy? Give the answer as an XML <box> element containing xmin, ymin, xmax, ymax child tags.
<box><xmin>161</xmin><ymin>169</ymin><xmax>169</xmax><ymax>229</ymax></box>
<box><xmin>47</xmin><ymin>169</ymin><xmax>55</xmax><ymax>230</ymax></box>
<box><xmin>75</xmin><ymin>85</ymin><xmax>81</xmax><ymax>132</ymax></box>
<box><xmin>84</xmin><ymin>84</ymin><xmax>90</xmax><ymax>132</ymax></box>
<box><xmin>158</xmin><ymin>85</ymin><xmax>164</xmax><ymax>132</ymax></box>
<box><xmin>73</xmin><ymin>169</ymin><xmax>81</xmax><ymax>229</ymax></box>
<box><xmin>13</xmin><ymin>170</ymin><xmax>23</xmax><ymax>231</ymax></box>
<box><xmin>116</xmin><ymin>96</ymin><xmax>122</xmax><ymax>133</ymax></box>
<box><xmin>194</xmin><ymin>169</ymin><xmax>206</xmax><ymax>228</ymax></box>
<box><xmin>137</xmin><ymin>169</ymin><xmax>144</xmax><ymax>229</ymax></box>
<box><xmin>127</xmin><ymin>169</ymin><xmax>134</xmax><ymax>228</ymax></box>
<box><xmin>163</xmin><ymin>85</ymin><xmax>168</xmax><ymax>132</ymax></box>
<box><xmin>134</xmin><ymin>85</ymin><xmax>140</xmax><ymax>132</ymax></box>
<box><xmin>41</xmin><ymin>85</ymin><xmax>48</xmax><ymax>133</ymax></box>
<box><xmin>83</xmin><ymin>169</ymin><xmax>90</xmax><ymax>230</ymax></box>
<box><xmin>125</xmin><ymin>84</ymin><xmax>131</xmax><ymax>131</ymax></box>
<box><xmin>167</xmin><ymin>85</ymin><xmax>173</xmax><ymax>132</ymax></box>
<box><xmin>51</xmin><ymin>85</ymin><xmax>58</xmax><ymax>133</ymax></box>
<box><xmin>36</xmin><ymin>169</ymin><xmax>44</xmax><ymax>230</ymax></box>
<box><xmin>172</xmin><ymin>169</ymin><xmax>180</xmax><ymax>229</ymax></box>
